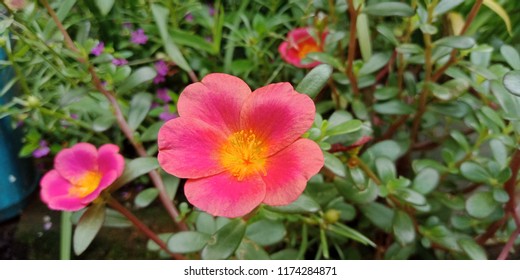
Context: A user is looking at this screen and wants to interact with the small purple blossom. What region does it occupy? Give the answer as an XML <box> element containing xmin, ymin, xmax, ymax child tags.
<box><xmin>156</xmin><ymin>88</ymin><xmax>172</xmax><ymax>103</ymax></box>
<box><xmin>91</xmin><ymin>42</ymin><xmax>105</xmax><ymax>56</ymax></box>
<box><xmin>131</xmin><ymin>28</ymin><xmax>148</xmax><ymax>45</ymax></box>
<box><xmin>185</xmin><ymin>13</ymin><xmax>194</xmax><ymax>22</ymax></box>
<box><xmin>153</xmin><ymin>75</ymin><xmax>166</xmax><ymax>85</ymax></box>
<box><xmin>159</xmin><ymin>106</ymin><xmax>177</xmax><ymax>121</ymax></box>
<box><xmin>122</xmin><ymin>22</ymin><xmax>133</xmax><ymax>29</ymax></box>
<box><xmin>155</xmin><ymin>60</ymin><xmax>169</xmax><ymax>76</ymax></box>
<box><xmin>112</xmin><ymin>58</ymin><xmax>128</xmax><ymax>66</ymax></box>
<box><xmin>208</xmin><ymin>6</ymin><xmax>215</xmax><ymax>16</ymax></box>
<box><xmin>33</xmin><ymin>140</ymin><xmax>50</xmax><ymax>158</ymax></box>
<box><xmin>70</xmin><ymin>113</ymin><xmax>78</xmax><ymax>119</ymax></box>
<box><xmin>151</xmin><ymin>102</ymin><xmax>160</xmax><ymax>109</ymax></box>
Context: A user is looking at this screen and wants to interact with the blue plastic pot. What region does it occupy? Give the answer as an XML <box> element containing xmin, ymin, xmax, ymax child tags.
<box><xmin>0</xmin><ymin>46</ymin><xmax>37</xmax><ymax>222</ymax></box>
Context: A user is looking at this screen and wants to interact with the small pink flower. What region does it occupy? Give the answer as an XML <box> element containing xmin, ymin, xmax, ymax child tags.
<box><xmin>158</xmin><ymin>73</ymin><xmax>324</xmax><ymax>217</ymax></box>
<box><xmin>155</xmin><ymin>60</ymin><xmax>169</xmax><ymax>76</ymax></box>
<box><xmin>91</xmin><ymin>42</ymin><xmax>105</xmax><ymax>56</ymax></box>
<box><xmin>40</xmin><ymin>143</ymin><xmax>125</xmax><ymax>211</ymax></box>
<box><xmin>185</xmin><ymin>13</ymin><xmax>194</xmax><ymax>22</ymax></box>
<box><xmin>131</xmin><ymin>28</ymin><xmax>148</xmax><ymax>45</ymax></box>
<box><xmin>4</xmin><ymin>0</ymin><xmax>26</xmax><ymax>11</ymax></box>
<box><xmin>278</xmin><ymin>27</ymin><xmax>327</xmax><ymax>68</ymax></box>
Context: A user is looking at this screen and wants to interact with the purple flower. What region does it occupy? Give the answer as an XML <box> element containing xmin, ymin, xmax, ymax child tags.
<box><xmin>151</xmin><ymin>102</ymin><xmax>160</xmax><ymax>109</ymax></box>
<box><xmin>70</xmin><ymin>113</ymin><xmax>78</xmax><ymax>119</ymax></box>
<box><xmin>153</xmin><ymin>75</ymin><xmax>165</xmax><ymax>85</ymax></box>
<box><xmin>185</xmin><ymin>13</ymin><xmax>194</xmax><ymax>22</ymax></box>
<box><xmin>208</xmin><ymin>5</ymin><xmax>215</xmax><ymax>16</ymax></box>
<box><xmin>33</xmin><ymin>140</ymin><xmax>50</xmax><ymax>158</ymax></box>
<box><xmin>155</xmin><ymin>60</ymin><xmax>169</xmax><ymax>76</ymax></box>
<box><xmin>159</xmin><ymin>106</ymin><xmax>177</xmax><ymax>121</ymax></box>
<box><xmin>156</xmin><ymin>88</ymin><xmax>171</xmax><ymax>103</ymax></box>
<box><xmin>131</xmin><ymin>29</ymin><xmax>148</xmax><ymax>45</ymax></box>
<box><xmin>112</xmin><ymin>58</ymin><xmax>128</xmax><ymax>66</ymax></box>
<box><xmin>91</xmin><ymin>42</ymin><xmax>105</xmax><ymax>56</ymax></box>
<box><xmin>122</xmin><ymin>22</ymin><xmax>133</xmax><ymax>29</ymax></box>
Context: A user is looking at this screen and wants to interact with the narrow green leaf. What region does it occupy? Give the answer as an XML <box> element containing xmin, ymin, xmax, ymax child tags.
<box><xmin>202</xmin><ymin>219</ymin><xmax>246</xmax><ymax>260</ymax></box>
<box><xmin>296</xmin><ymin>64</ymin><xmax>333</xmax><ymax>98</ymax></box>
<box><xmin>434</xmin><ymin>36</ymin><xmax>476</xmax><ymax>49</ymax></box>
<box><xmin>92</xmin><ymin>114</ymin><xmax>115</xmax><ymax>132</ymax></box>
<box><xmin>376</xmin><ymin>25</ymin><xmax>399</xmax><ymax>46</ymax></box>
<box><xmin>483</xmin><ymin>0</ymin><xmax>512</xmax><ymax>35</ymax></box>
<box><xmin>168</xmin><ymin>231</ymin><xmax>210</xmax><ymax>253</ymax></box>
<box><xmin>128</xmin><ymin>92</ymin><xmax>152</xmax><ymax>131</ymax></box>
<box><xmin>363</xmin><ymin>2</ymin><xmax>414</xmax><ymax>17</ymax></box>
<box><xmin>329</xmin><ymin>223</ymin><xmax>376</xmax><ymax>247</ymax></box>
<box><xmin>434</xmin><ymin>0</ymin><xmax>464</xmax><ymax>16</ymax></box>
<box><xmin>326</xmin><ymin>119</ymin><xmax>363</xmax><ymax>136</ymax></box>
<box><xmin>118</xmin><ymin>67</ymin><xmax>156</xmax><ymax>94</ymax></box>
<box><xmin>267</xmin><ymin>194</ymin><xmax>320</xmax><ymax>214</ymax></box>
<box><xmin>356</xmin><ymin>13</ymin><xmax>372</xmax><ymax>61</ymax></box>
<box><xmin>73</xmin><ymin>203</ymin><xmax>105</xmax><ymax>255</ymax></box>
<box><xmin>111</xmin><ymin>157</ymin><xmax>159</xmax><ymax>190</ymax></box>
<box><xmin>306</xmin><ymin>53</ymin><xmax>343</xmax><ymax>70</ymax></box>
<box><xmin>151</xmin><ymin>4</ymin><xmax>193</xmax><ymax>73</ymax></box>
<box><xmin>95</xmin><ymin>0</ymin><xmax>115</xmax><ymax>16</ymax></box>
<box><xmin>375</xmin><ymin>157</ymin><xmax>396</xmax><ymax>183</ymax></box>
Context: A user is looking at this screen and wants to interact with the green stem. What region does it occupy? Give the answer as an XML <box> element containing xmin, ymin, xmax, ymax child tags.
<box><xmin>60</xmin><ymin>211</ymin><xmax>72</xmax><ymax>260</ymax></box>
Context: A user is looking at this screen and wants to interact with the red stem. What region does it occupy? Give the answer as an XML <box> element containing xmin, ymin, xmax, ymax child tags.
<box><xmin>107</xmin><ymin>198</ymin><xmax>184</xmax><ymax>260</ymax></box>
<box><xmin>345</xmin><ymin>0</ymin><xmax>359</xmax><ymax>96</ymax></box>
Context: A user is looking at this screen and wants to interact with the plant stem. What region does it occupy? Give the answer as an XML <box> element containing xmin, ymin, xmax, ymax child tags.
<box><xmin>431</xmin><ymin>0</ymin><xmax>484</xmax><ymax>82</ymax></box>
<box><xmin>107</xmin><ymin>197</ymin><xmax>184</xmax><ymax>260</ymax></box>
<box><xmin>357</xmin><ymin>157</ymin><xmax>382</xmax><ymax>185</ymax></box>
<box><xmin>60</xmin><ymin>211</ymin><xmax>72</xmax><ymax>260</ymax></box>
<box><xmin>345</xmin><ymin>0</ymin><xmax>359</xmax><ymax>96</ymax></box>
<box><xmin>40</xmin><ymin>0</ymin><xmax>186</xmax><ymax>230</ymax></box>
<box><xmin>497</xmin><ymin>227</ymin><xmax>520</xmax><ymax>260</ymax></box>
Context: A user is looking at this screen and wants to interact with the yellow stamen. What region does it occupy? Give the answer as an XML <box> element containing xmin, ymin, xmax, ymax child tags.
<box><xmin>297</xmin><ymin>43</ymin><xmax>320</xmax><ymax>59</ymax></box>
<box><xmin>69</xmin><ymin>171</ymin><xmax>102</xmax><ymax>198</ymax></box>
<box><xmin>219</xmin><ymin>129</ymin><xmax>268</xmax><ymax>180</ymax></box>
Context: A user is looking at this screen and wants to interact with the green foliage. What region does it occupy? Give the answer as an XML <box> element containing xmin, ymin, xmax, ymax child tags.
<box><xmin>2</xmin><ymin>0</ymin><xmax>520</xmax><ymax>261</ymax></box>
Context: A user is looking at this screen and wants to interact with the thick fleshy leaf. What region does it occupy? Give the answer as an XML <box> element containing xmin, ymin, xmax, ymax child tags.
<box><xmin>202</xmin><ymin>219</ymin><xmax>246</xmax><ymax>260</ymax></box>
<box><xmin>177</xmin><ymin>73</ymin><xmax>250</xmax><ymax>134</ymax></box>
<box><xmin>167</xmin><ymin>231</ymin><xmax>210</xmax><ymax>253</ymax></box>
<box><xmin>111</xmin><ymin>157</ymin><xmax>159</xmax><ymax>190</ymax></box>
<box><xmin>184</xmin><ymin>172</ymin><xmax>266</xmax><ymax>218</ymax></box>
<box><xmin>503</xmin><ymin>70</ymin><xmax>520</xmax><ymax>97</ymax></box>
<box><xmin>73</xmin><ymin>203</ymin><xmax>105</xmax><ymax>255</ymax></box>
<box><xmin>241</xmin><ymin>83</ymin><xmax>316</xmax><ymax>155</ymax></box>
<box><xmin>158</xmin><ymin>118</ymin><xmax>226</xmax><ymax>179</ymax></box>
<box><xmin>295</xmin><ymin>64</ymin><xmax>333</xmax><ymax>98</ymax></box>
<box><xmin>262</xmin><ymin>139</ymin><xmax>323</xmax><ymax>205</ymax></box>
<box><xmin>246</xmin><ymin>219</ymin><xmax>286</xmax><ymax>246</ymax></box>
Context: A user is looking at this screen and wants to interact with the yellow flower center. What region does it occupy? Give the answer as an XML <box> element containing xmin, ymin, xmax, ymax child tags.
<box><xmin>297</xmin><ymin>43</ymin><xmax>320</xmax><ymax>59</ymax></box>
<box><xmin>69</xmin><ymin>171</ymin><xmax>102</xmax><ymax>198</ymax></box>
<box><xmin>219</xmin><ymin>129</ymin><xmax>268</xmax><ymax>181</ymax></box>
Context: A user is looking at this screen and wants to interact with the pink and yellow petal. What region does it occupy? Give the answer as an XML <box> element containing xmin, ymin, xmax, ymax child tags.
<box><xmin>241</xmin><ymin>82</ymin><xmax>316</xmax><ymax>155</ymax></box>
<box><xmin>54</xmin><ymin>142</ymin><xmax>98</xmax><ymax>183</ymax></box>
<box><xmin>40</xmin><ymin>170</ymin><xmax>86</xmax><ymax>211</ymax></box>
<box><xmin>158</xmin><ymin>117</ymin><xmax>227</xmax><ymax>179</ymax></box>
<box><xmin>184</xmin><ymin>172</ymin><xmax>266</xmax><ymax>218</ymax></box>
<box><xmin>262</xmin><ymin>139</ymin><xmax>324</xmax><ymax>206</ymax></box>
<box><xmin>177</xmin><ymin>73</ymin><xmax>251</xmax><ymax>134</ymax></box>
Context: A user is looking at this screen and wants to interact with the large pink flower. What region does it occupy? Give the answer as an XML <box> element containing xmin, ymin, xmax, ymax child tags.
<box><xmin>278</xmin><ymin>27</ymin><xmax>328</xmax><ymax>69</ymax></box>
<box><xmin>40</xmin><ymin>143</ymin><xmax>125</xmax><ymax>211</ymax></box>
<box><xmin>158</xmin><ymin>73</ymin><xmax>324</xmax><ymax>218</ymax></box>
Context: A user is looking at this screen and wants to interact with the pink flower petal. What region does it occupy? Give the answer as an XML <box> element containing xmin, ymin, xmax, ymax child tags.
<box><xmin>158</xmin><ymin>117</ymin><xmax>227</xmax><ymax>178</ymax></box>
<box><xmin>177</xmin><ymin>73</ymin><xmax>250</xmax><ymax>134</ymax></box>
<box><xmin>262</xmin><ymin>139</ymin><xmax>324</xmax><ymax>205</ymax></box>
<box><xmin>54</xmin><ymin>143</ymin><xmax>98</xmax><ymax>182</ymax></box>
<box><xmin>97</xmin><ymin>144</ymin><xmax>125</xmax><ymax>186</ymax></box>
<box><xmin>184</xmin><ymin>172</ymin><xmax>266</xmax><ymax>218</ymax></box>
<box><xmin>40</xmin><ymin>170</ymin><xmax>86</xmax><ymax>211</ymax></box>
<box><xmin>241</xmin><ymin>82</ymin><xmax>316</xmax><ymax>155</ymax></box>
